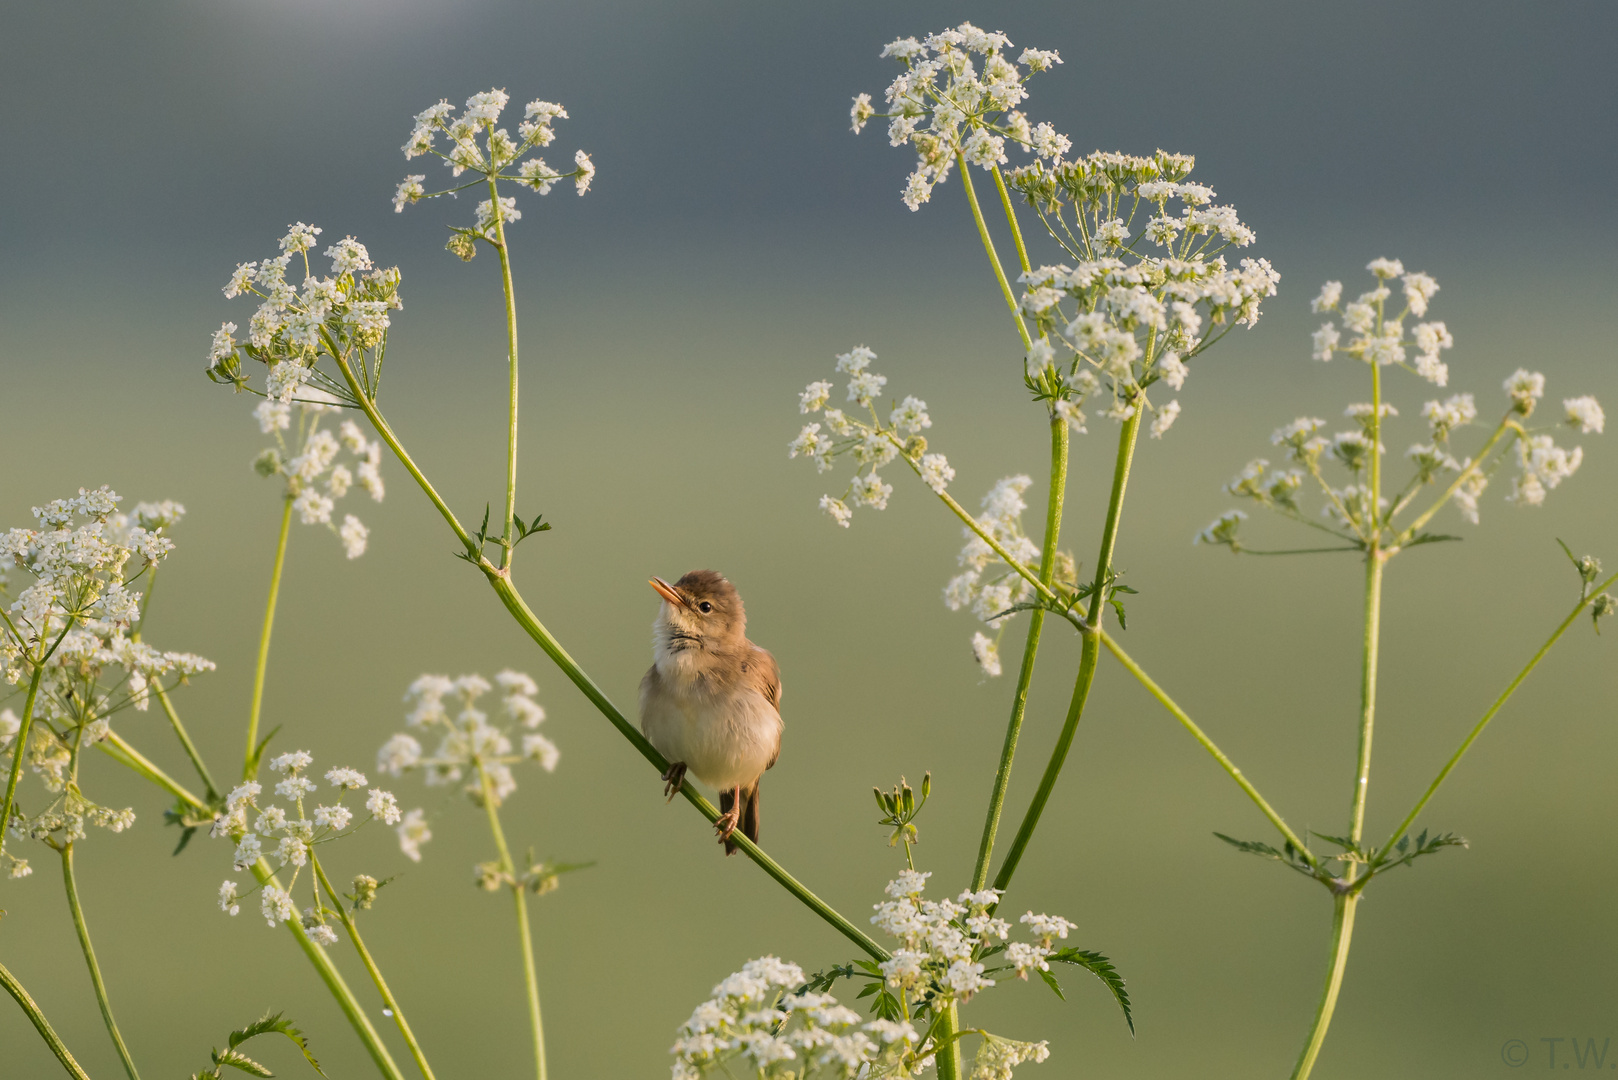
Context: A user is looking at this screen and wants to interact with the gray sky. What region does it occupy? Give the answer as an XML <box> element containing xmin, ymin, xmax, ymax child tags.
<box><xmin>3</xmin><ymin>0</ymin><xmax>1615</xmax><ymax>285</ymax></box>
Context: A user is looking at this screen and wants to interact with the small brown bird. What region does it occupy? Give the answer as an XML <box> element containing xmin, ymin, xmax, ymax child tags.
<box><xmin>639</xmin><ymin>570</ymin><xmax>783</xmax><ymax>854</ymax></box>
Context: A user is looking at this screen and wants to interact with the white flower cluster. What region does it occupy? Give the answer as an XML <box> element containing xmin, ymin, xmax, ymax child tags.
<box><xmin>376</xmin><ymin>671</ymin><xmax>557</xmax><ymax>862</ymax></box>
<box><xmin>394</xmin><ymin>89</ymin><xmax>594</xmax><ymax>241</ymax></box>
<box><xmin>252</xmin><ymin>404</ymin><xmax>383</xmax><ymax>559</ymax></box>
<box><xmin>871</xmin><ymin>871</ymin><xmax>1073</xmax><ymax>1003</ymax></box>
<box><xmin>1310</xmin><ymin>259</ymin><xmax>1455</xmax><ymax>384</ymax></box>
<box><xmin>941</xmin><ymin>477</ymin><xmax>1060</xmax><ymax>679</ymax></box>
<box><xmin>791</xmin><ymin>346</ymin><xmax>952</xmax><ymax>529</ymax></box>
<box><xmin>211</xmin><ymin>751</ymin><xmax>402</xmax><ymax>943</ymax></box>
<box><xmin>671</xmin><ymin>956</ymin><xmax>919</xmax><ymax>1080</ymax></box>
<box><xmin>1007</xmin><ymin>152</ymin><xmax>1276</xmax><ymax>440</ymax></box>
<box><xmin>208</xmin><ymin>223</ymin><xmax>403</xmax><ymax>402</ymax></box>
<box><xmin>0</xmin><ymin>490</ymin><xmax>211</xmax><ymax>877</ymax></box>
<box><xmin>1202</xmin><ymin>263</ymin><xmax>1602</xmax><ymax>546</ymax></box>
<box><xmin>853</xmin><ymin>22</ymin><xmax>1069</xmax><ymax>211</ymax></box>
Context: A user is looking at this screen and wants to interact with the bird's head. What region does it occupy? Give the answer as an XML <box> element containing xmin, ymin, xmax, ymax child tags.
<box><xmin>650</xmin><ymin>570</ymin><xmax>746</xmax><ymax>655</ymax></box>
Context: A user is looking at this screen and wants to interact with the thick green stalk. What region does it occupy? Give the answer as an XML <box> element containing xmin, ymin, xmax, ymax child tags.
<box><xmin>1289</xmin><ymin>894</ymin><xmax>1358</xmax><ymax>1080</ymax></box>
<box><xmin>1098</xmin><ymin>628</ymin><xmax>1316</xmax><ymax>864</ymax></box>
<box><xmin>935</xmin><ymin>1002</ymin><xmax>964</xmax><ymax>1080</ymax></box>
<box><xmin>60</xmin><ymin>842</ymin><xmax>140</xmax><ymax>1080</ymax></box>
<box><xmin>1379</xmin><ymin>567</ymin><xmax>1618</xmax><ymax>856</ymax></box>
<box><xmin>0</xmin><ymin>663</ymin><xmax>45</xmax><ymax>863</ymax></box>
<box><xmin>249</xmin><ymin>858</ymin><xmax>407</xmax><ymax>1080</ymax></box>
<box><xmin>312</xmin><ymin>858</ymin><xmax>437</xmax><ymax>1080</ymax></box>
<box><xmin>479</xmin><ymin>769</ymin><xmax>547</xmax><ymax>1080</ymax></box>
<box><xmin>0</xmin><ymin>957</ymin><xmax>93</xmax><ymax>1080</ymax></box>
<box><xmin>244</xmin><ymin>497</ymin><xmax>294</xmax><ymax>780</ymax></box>
<box><xmin>992</xmin><ymin>408</ymin><xmax>1143</xmax><ymax>893</ymax></box>
<box><xmin>971</xmin><ymin>416</ymin><xmax>1068</xmax><ymax>891</ymax></box>
<box><xmin>957</xmin><ymin>158</ymin><xmax>1032</xmax><ymax>350</ymax></box>
<box><xmin>487</xmin><ymin>175</ymin><xmax>521</xmax><ymax>571</ymax></box>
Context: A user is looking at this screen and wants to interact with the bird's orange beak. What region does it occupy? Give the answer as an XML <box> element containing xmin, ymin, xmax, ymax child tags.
<box><xmin>649</xmin><ymin>577</ymin><xmax>687</xmax><ymax>608</ymax></box>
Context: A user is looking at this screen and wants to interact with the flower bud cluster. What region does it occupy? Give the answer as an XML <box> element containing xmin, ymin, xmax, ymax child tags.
<box><xmin>1</xmin><ymin>490</ymin><xmax>211</xmax><ymax>878</ymax></box>
<box><xmin>376</xmin><ymin>670</ymin><xmax>557</xmax><ymax>863</ymax></box>
<box><xmin>208</xmin><ymin>224</ymin><xmax>403</xmax><ymax>400</ymax></box>
<box><xmin>671</xmin><ymin>956</ymin><xmax>919</xmax><ymax>1080</ymax></box>
<box><xmin>393</xmin><ymin>89</ymin><xmax>594</xmax><ymax>245</ymax></box>
<box><xmin>1007</xmin><ymin>151</ymin><xmax>1276</xmax><ymax>440</ymax></box>
<box><xmin>853</xmin><ymin>22</ymin><xmax>1069</xmax><ymax>212</ymax></box>
<box><xmin>791</xmin><ymin>346</ymin><xmax>951</xmax><ymax>530</ymax></box>
<box><xmin>1201</xmin><ymin>261</ymin><xmax>1602</xmax><ymax>548</ymax></box>
<box><xmin>211</xmin><ymin>750</ymin><xmax>402</xmax><ymax>942</ymax></box>
<box><xmin>252</xmin><ymin>402</ymin><xmax>383</xmax><ymax>559</ymax></box>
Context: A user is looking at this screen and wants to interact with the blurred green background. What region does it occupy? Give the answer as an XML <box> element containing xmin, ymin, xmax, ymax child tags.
<box><xmin>2</xmin><ymin>2</ymin><xmax>1616</xmax><ymax>1077</ymax></box>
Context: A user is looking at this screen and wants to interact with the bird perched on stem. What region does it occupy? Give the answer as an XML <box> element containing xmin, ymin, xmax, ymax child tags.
<box><xmin>639</xmin><ymin>570</ymin><xmax>783</xmax><ymax>854</ymax></box>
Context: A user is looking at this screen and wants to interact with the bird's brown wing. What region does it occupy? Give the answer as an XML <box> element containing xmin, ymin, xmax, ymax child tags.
<box><xmin>743</xmin><ymin>643</ymin><xmax>782</xmax><ymax>770</ymax></box>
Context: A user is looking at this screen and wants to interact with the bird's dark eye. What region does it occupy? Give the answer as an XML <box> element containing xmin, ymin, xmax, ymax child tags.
<box><xmin>698</xmin><ymin>601</ymin><xmax>713</xmax><ymax>613</ymax></box>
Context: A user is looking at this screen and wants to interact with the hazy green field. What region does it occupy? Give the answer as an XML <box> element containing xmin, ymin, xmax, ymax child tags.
<box><xmin>1</xmin><ymin>227</ymin><xmax>1614</xmax><ymax>1077</ymax></box>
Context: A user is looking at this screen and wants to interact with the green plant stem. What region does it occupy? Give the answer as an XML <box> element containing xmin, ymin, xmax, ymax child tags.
<box><xmin>990</xmin><ymin>166</ymin><xmax>1031</xmax><ymax>274</ymax></box>
<box><xmin>0</xmin><ymin>663</ymin><xmax>45</xmax><ymax>863</ymax></box>
<box><xmin>992</xmin><ymin>409</ymin><xmax>1143</xmax><ymax>894</ymax></box>
<box><xmin>152</xmin><ymin>684</ymin><xmax>218</xmax><ymax>802</ymax></box>
<box><xmin>1097</xmin><ymin>628</ymin><xmax>1316</xmax><ymax>864</ymax></box>
<box><xmin>312</xmin><ymin>858</ymin><xmax>437</xmax><ymax>1080</ymax></box>
<box><xmin>98</xmin><ymin>731</ymin><xmax>205</xmax><ymax>811</ymax></box>
<box><xmin>1379</xmin><ymin>567</ymin><xmax>1618</xmax><ymax>856</ymax></box>
<box><xmin>958</xmin><ymin>157</ymin><xmax>1032</xmax><ymax>350</ymax></box>
<box><xmin>0</xmin><ymin>956</ymin><xmax>93</xmax><ymax>1080</ymax></box>
<box><xmin>250</xmin><ymin>857</ymin><xmax>407</xmax><ymax>1080</ymax></box>
<box><xmin>971</xmin><ymin>415</ymin><xmax>1067</xmax><ymax>891</ymax></box>
<box><xmin>329</xmin><ymin>351</ymin><xmax>886</xmax><ymax>964</ymax></box>
<box><xmin>1396</xmin><ymin>416</ymin><xmax>1513</xmax><ymax>543</ymax></box>
<box><xmin>244</xmin><ymin>496</ymin><xmax>293</xmax><ymax>780</ymax></box>
<box><xmin>1350</xmin><ymin>363</ymin><xmax>1385</xmax><ymax>849</ymax></box>
<box><xmin>479</xmin><ymin>770</ymin><xmax>547</xmax><ymax>1080</ymax></box>
<box><xmin>1289</xmin><ymin>893</ymin><xmax>1358</xmax><ymax>1080</ymax></box>
<box><xmin>488</xmin><ymin>176</ymin><xmax>521</xmax><ymax>571</ymax></box>
<box><xmin>935</xmin><ymin>1002</ymin><xmax>964</xmax><ymax>1080</ymax></box>
<box><xmin>60</xmin><ymin>842</ymin><xmax>140</xmax><ymax>1080</ymax></box>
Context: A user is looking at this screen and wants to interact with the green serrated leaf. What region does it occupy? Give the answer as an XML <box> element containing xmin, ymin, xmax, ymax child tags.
<box><xmin>172</xmin><ymin>823</ymin><xmax>198</xmax><ymax>857</ymax></box>
<box><xmin>212</xmin><ymin>1048</ymin><xmax>273</xmax><ymax>1077</ymax></box>
<box><xmin>222</xmin><ymin>1012</ymin><xmax>326</xmax><ymax>1078</ymax></box>
<box><xmin>1037</xmin><ymin>967</ymin><xmax>1065</xmax><ymax>1000</ymax></box>
<box><xmin>1109</xmin><ymin>595</ymin><xmax>1128</xmax><ymax>629</ymax></box>
<box><xmin>1048</xmin><ymin>948</ymin><xmax>1133</xmax><ymax>1035</ymax></box>
<box><xmin>872</xmin><ymin>990</ymin><xmax>903</xmax><ymax>1023</ymax></box>
<box><xmin>855</xmin><ymin>983</ymin><xmax>878</xmax><ymax>998</ymax></box>
<box><xmin>1406</xmin><ymin>532</ymin><xmax>1462</xmax><ymax>548</ymax></box>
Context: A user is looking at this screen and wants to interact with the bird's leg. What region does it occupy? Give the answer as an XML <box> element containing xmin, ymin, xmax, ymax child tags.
<box><xmin>661</xmin><ymin>761</ymin><xmax>687</xmax><ymax>802</ymax></box>
<box><xmin>714</xmin><ymin>786</ymin><xmax>742</xmax><ymax>842</ymax></box>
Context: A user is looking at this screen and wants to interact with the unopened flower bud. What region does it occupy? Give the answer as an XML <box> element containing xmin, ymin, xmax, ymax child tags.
<box><xmin>446</xmin><ymin>233</ymin><xmax>477</xmax><ymax>262</ymax></box>
<box><xmin>903</xmin><ymin>435</ymin><xmax>928</xmax><ymax>459</ymax></box>
<box><xmin>352</xmin><ymin>874</ymin><xmax>379</xmax><ymax>910</ymax></box>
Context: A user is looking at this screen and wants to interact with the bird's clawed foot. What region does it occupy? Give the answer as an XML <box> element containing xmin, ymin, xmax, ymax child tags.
<box><xmin>661</xmin><ymin>761</ymin><xmax>687</xmax><ymax>802</ymax></box>
<box><xmin>714</xmin><ymin>805</ymin><xmax>740</xmax><ymax>844</ymax></box>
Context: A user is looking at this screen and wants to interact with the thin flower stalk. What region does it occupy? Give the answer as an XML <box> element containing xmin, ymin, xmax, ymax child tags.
<box><xmin>958</xmin><ymin>159</ymin><xmax>1031</xmax><ymax>350</ymax></box>
<box><xmin>971</xmin><ymin>415</ymin><xmax>1067</xmax><ymax>892</ymax></box>
<box><xmin>0</xmin><ymin>957</ymin><xmax>93</xmax><ymax>1080</ymax></box>
<box><xmin>1097</xmin><ymin>628</ymin><xmax>1315</xmax><ymax>862</ymax></box>
<box><xmin>488</xmin><ymin>173</ymin><xmax>522</xmax><ymax>571</ymax></box>
<box><xmin>478</xmin><ymin>768</ymin><xmax>547</xmax><ymax>1080</ymax></box>
<box><xmin>992</xmin><ymin>407</ymin><xmax>1143</xmax><ymax>896</ymax></box>
<box><xmin>59</xmin><ymin>841</ymin><xmax>141</xmax><ymax>1080</ymax></box>
<box><xmin>244</xmin><ymin>496</ymin><xmax>293</xmax><ymax>780</ymax></box>
<box><xmin>1378</xmin><ymin>566</ymin><xmax>1618</xmax><ymax>857</ymax></box>
<box><xmin>311</xmin><ymin>856</ymin><xmax>438</xmax><ymax>1080</ymax></box>
<box><xmin>1290</xmin><ymin>894</ymin><xmax>1357</xmax><ymax>1080</ymax></box>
